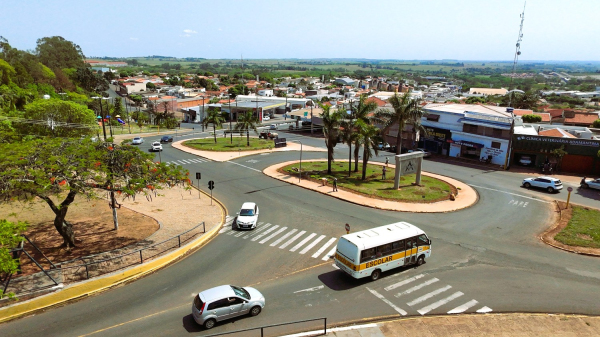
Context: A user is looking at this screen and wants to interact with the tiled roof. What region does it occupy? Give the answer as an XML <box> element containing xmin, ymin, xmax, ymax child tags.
<box><xmin>539</xmin><ymin>129</ymin><xmax>576</xmax><ymax>138</ymax></box>
<box><xmin>365</xmin><ymin>97</ymin><xmax>388</xmax><ymax>107</ymax></box>
<box><xmin>512</xmin><ymin>110</ymin><xmax>551</xmax><ymax>122</ymax></box>
<box><xmin>564</xmin><ymin>113</ymin><xmax>600</xmax><ymax>125</ymax></box>
<box><xmin>544</xmin><ymin>109</ymin><xmax>564</xmax><ymax>118</ymax></box>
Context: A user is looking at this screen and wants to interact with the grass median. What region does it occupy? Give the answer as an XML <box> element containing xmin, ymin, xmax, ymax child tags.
<box><xmin>281</xmin><ymin>161</ymin><xmax>455</xmax><ymax>203</ymax></box>
<box><xmin>183</xmin><ymin>137</ymin><xmax>273</xmax><ymax>152</ymax></box>
<box><xmin>555</xmin><ymin>205</ymin><xmax>600</xmax><ymax>248</ymax></box>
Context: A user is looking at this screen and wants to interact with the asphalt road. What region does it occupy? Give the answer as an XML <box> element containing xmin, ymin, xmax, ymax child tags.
<box><xmin>2</xmin><ymin>130</ymin><xmax>600</xmax><ymax>337</ymax></box>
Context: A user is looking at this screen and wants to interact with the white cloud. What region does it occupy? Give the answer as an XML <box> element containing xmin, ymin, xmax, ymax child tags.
<box><xmin>130</xmin><ymin>37</ymin><xmax>138</xmax><ymax>41</ymax></box>
<box><xmin>183</xmin><ymin>29</ymin><xmax>197</xmax><ymax>34</ymax></box>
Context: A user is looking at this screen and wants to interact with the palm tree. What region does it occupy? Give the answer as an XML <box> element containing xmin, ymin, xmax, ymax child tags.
<box><xmin>351</xmin><ymin>95</ymin><xmax>378</xmax><ymax>172</ymax></box>
<box><xmin>234</xmin><ymin>111</ymin><xmax>259</xmax><ymax>146</ymax></box>
<box><xmin>202</xmin><ymin>107</ymin><xmax>225</xmax><ymax>144</ymax></box>
<box><xmin>374</xmin><ymin>92</ymin><xmax>425</xmax><ymax>155</ymax></box>
<box><xmin>320</xmin><ymin>104</ymin><xmax>343</xmax><ymax>174</ymax></box>
<box><xmin>339</xmin><ymin>117</ymin><xmax>357</xmax><ymax>177</ymax></box>
<box><xmin>355</xmin><ymin>120</ymin><xmax>381</xmax><ymax>180</ymax></box>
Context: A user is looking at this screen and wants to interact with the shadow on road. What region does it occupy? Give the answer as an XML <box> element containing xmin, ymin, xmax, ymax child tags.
<box><xmin>182</xmin><ymin>314</ymin><xmax>203</xmax><ymax>333</ymax></box>
<box><xmin>319</xmin><ymin>264</ymin><xmax>425</xmax><ymax>291</ymax></box>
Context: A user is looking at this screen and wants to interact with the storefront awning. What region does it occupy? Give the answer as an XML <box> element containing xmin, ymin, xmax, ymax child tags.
<box><xmin>447</xmin><ymin>139</ymin><xmax>484</xmax><ymax>148</ymax></box>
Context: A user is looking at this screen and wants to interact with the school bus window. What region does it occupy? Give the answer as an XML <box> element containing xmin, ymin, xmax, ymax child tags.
<box><xmin>407</xmin><ymin>237</ymin><xmax>417</xmax><ymax>249</ymax></box>
<box><xmin>418</xmin><ymin>234</ymin><xmax>429</xmax><ymax>246</ymax></box>
<box><xmin>391</xmin><ymin>240</ymin><xmax>405</xmax><ymax>253</ymax></box>
<box><xmin>360</xmin><ymin>248</ymin><xmax>376</xmax><ymax>263</ymax></box>
<box><xmin>377</xmin><ymin>243</ymin><xmax>392</xmax><ymax>256</ymax></box>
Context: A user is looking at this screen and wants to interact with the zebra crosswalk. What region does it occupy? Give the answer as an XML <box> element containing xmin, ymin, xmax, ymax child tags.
<box><xmin>219</xmin><ymin>216</ymin><xmax>337</xmax><ymax>261</ymax></box>
<box><xmin>165</xmin><ymin>158</ymin><xmax>211</xmax><ymax>166</ymax></box>
<box><xmin>368</xmin><ymin>273</ymin><xmax>493</xmax><ymax>316</ymax></box>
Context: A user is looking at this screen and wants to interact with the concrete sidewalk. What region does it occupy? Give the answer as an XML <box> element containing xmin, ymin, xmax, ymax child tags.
<box><xmin>284</xmin><ymin>314</ymin><xmax>600</xmax><ymax>337</ymax></box>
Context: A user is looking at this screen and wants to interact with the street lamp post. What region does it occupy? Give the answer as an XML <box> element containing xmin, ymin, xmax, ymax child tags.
<box><xmin>310</xmin><ymin>103</ymin><xmax>313</xmax><ymax>135</ymax></box>
<box><xmin>93</xmin><ymin>97</ymin><xmax>109</xmax><ymax>141</ymax></box>
<box><xmin>229</xmin><ymin>95</ymin><xmax>233</xmax><ymax>143</ymax></box>
<box><xmin>201</xmin><ymin>96</ymin><xmax>205</xmax><ymax>132</ymax></box>
<box><xmin>298</xmin><ymin>141</ymin><xmax>303</xmax><ymax>183</ymax></box>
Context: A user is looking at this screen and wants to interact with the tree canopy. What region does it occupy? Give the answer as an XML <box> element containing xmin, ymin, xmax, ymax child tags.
<box><xmin>35</xmin><ymin>36</ymin><xmax>85</xmax><ymax>70</ymax></box>
<box><xmin>21</xmin><ymin>99</ymin><xmax>96</xmax><ymax>138</ymax></box>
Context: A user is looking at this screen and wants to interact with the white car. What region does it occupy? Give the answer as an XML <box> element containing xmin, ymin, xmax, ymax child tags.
<box><xmin>522</xmin><ymin>176</ymin><xmax>563</xmax><ymax>193</ymax></box>
<box><xmin>581</xmin><ymin>178</ymin><xmax>600</xmax><ymax>190</ymax></box>
<box><xmin>262</xmin><ymin>116</ymin><xmax>270</xmax><ymax>121</ymax></box>
<box><xmin>132</xmin><ymin>137</ymin><xmax>144</xmax><ymax>145</ymax></box>
<box><xmin>519</xmin><ymin>155</ymin><xmax>533</xmax><ymax>166</ymax></box>
<box><xmin>408</xmin><ymin>148</ymin><xmax>431</xmax><ymax>157</ymax></box>
<box><xmin>235</xmin><ymin>202</ymin><xmax>259</xmax><ymax>229</ymax></box>
<box><xmin>151</xmin><ymin>142</ymin><xmax>163</xmax><ymax>152</ymax></box>
<box><xmin>192</xmin><ymin>285</ymin><xmax>265</xmax><ymax>329</ymax></box>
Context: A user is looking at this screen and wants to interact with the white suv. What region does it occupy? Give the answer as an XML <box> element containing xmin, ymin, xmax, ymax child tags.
<box><xmin>522</xmin><ymin>176</ymin><xmax>563</xmax><ymax>193</ymax></box>
<box><xmin>235</xmin><ymin>202</ymin><xmax>259</xmax><ymax>229</ymax></box>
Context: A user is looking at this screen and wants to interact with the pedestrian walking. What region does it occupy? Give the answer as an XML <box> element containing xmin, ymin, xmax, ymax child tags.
<box><xmin>385</xmin><ymin>157</ymin><xmax>389</xmax><ymax>167</ymax></box>
<box><xmin>382</xmin><ymin>166</ymin><xmax>387</xmax><ymax>180</ymax></box>
<box><xmin>333</xmin><ymin>178</ymin><xmax>338</xmax><ymax>192</ymax></box>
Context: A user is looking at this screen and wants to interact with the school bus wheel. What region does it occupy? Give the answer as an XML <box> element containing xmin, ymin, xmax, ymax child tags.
<box><xmin>416</xmin><ymin>255</ymin><xmax>425</xmax><ymax>266</ymax></box>
<box><xmin>370</xmin><ymin>269</ymin><xmax>381</xmax><ymax>281</ymax></box>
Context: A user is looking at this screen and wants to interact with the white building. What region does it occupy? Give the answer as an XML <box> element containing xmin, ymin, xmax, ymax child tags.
<box><xmin>258</xmin><ymin>89</ymin><xmax>274</xmax><ymax>97</ymax></box>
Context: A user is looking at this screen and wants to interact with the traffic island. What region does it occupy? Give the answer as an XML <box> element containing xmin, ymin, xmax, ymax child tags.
<box><xmin>540</xmin><ymin>201</ymin><xmax>600</xmax><ymax>257</ymax></box>
<box><xmin>264</xmin><ymin>160</ymin><xmax>478</xmax><ymax>213</ymax></box>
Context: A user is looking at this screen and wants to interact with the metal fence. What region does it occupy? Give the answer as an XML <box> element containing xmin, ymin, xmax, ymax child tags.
<box><xmin>59</xmin><ymin>222</ymin><xmax>205</xmax><ymax>283</ymax></box>
<box><xmin>201</xmin><ymin>317</ymin><xmax>327</xmax><ymax>337</ymax></box>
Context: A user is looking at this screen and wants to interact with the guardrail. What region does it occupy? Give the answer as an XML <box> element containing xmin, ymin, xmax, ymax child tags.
<box><xmin>201</xmin><ymin>317</ymin><xmax>327</xmax><ymax>337</ymax></box>
<box><xmin>59</xmin><ymin>222</ymin><xmax>206</xmax><ymax>283</ymax></box>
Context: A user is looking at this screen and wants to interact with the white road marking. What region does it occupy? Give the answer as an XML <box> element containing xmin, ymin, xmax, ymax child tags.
<box><xmin>242</xmin><ymin>222</ymin><xmax>271</xmax><ymax>239</ymax></box>
<box><xmin>469</xmin><ymin>184</ymin><xmax>551</xmax><ymax>203</ymax></box>
<box><xmin>384</xmin><ymin>274</ymin><xmax>425</xmax><ymax>291</ymax></box>
<box><xmin>299</xmin><ymin>235</ymin><xmax>326</xmax><ymax>254</ymax></box>
<box><xmin>417</xmin><ymin>291</ymin><xmax>464</xmax><ymax>315</ymax></box>
<box><xmin>176</xmin><ymin>160</ymin><xmax>188</xmax><ymax>165</ymax></box>
<box><xmin>246</xmin><ymin>159</ymin><xmax>259</xmax><ymax>163</ymax></box>
<box><xmin>476</xmin><ymin>306</ymin><xmax>493</xmax><ymax>313</ymax></box>
<box><xmin>395</xmin><ymin>278</ymin><xmax>439</xmax><ymax>297</ymax></box>
<box><xmin>280</xmin><ymin>323</ymin><xmax>378</xmax><ymax>337</ymax></box>
<box><xmin>293</xmin><ymin>285</ymin><xmax>324</xmax><ymax>293</ymax></box>
<box><xmin>523</xmin><ymin>202</ymin><xmax>529</xmax><ymax>207</ymax></box>
<box><xmin>312</xmin><ymin>238</ymin><xmax>337</xmax><ymax>259</ymax></box>
<box><xmin>290</xmin><ymin>233</ymin><xmax>317</xmax><ymax>252</ymax></box>
<box><xmin>407</xmin><ymin>285</ymin><xmax>452</xmax><ymax>306</ymax></box>
<box><xmin>236</xmin><ymin>222</ymin><xmax>265</xmax><ymax>237</ymax></box>
<box><xmin>322</xmin><ymin>247</ymin><xmax>337</xmax><ymax>261</ymax></box>
<box><xmin>218</xmin><ymin>227</ymin><xmax>231</xmax><ymax>234</ymax></box>
<box><xmin>331</xmin><ymin>264</ymin><xmax>339</xmax><ymax>269</ymax></box>
<box><xmin>367</xmin><ymin>288</ymin><xmax>407</xmax><ymax>316</ymax></box>
<box><xmin>251</xmin><ymin>225</ymin><xmax>280</xmax><ymax>241</ymax></box>
<box><xmin>180</xmin><ymin>159</ymin><xmax>192</xmax><ymax>164</ymax></box>
<box><xmin>448</xmin><ymin>299</ymin><xmax>479</xmax><ymax>314</ymax></box>
<box><xmin>270</xmin><ymin>229</ymin><xmax>298</xmax><ymax>247</ymax></box>
<box><xmin>259</xmin><ymin>227</ymin><xmax>288</xmax><ymax>244</ymax></box>
<box><xmin>279</xmin><ymin>230</ymin><xmax>306</xmax><ymax>249</ymax></box>
<box><xmin>228</xmin><ymin>161</ymin><xmax>262</xmax><ymax>172</ymax></box>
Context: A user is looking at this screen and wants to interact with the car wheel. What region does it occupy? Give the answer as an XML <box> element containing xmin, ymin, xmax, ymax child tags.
<box><xmin>547</xmin><ymin>187</ymin><xmax>555</xmax><ymax>193</ymax></box>
<box><xmin>416</xmin><ymin>255</ymin><xmax>425</xmax><ymax>266</ymax></box>
<box><xmin>370</xmin><ymin>269</ymin><xmax>381</xmax><ymax>281</ymax></box>
<box><xmin>250</xmin><ymin>306</ymin><xmax>262</xmax><ymax>316</ymax></box>
<box><xmin>204</xmin><ymin>318</ymin><xmax>216</xmax><ymax>329</ymax></box>
<box><xmin>524</xmin><ymin>182</ymin><xmax>531</xmax><ymax>188</ymax></box>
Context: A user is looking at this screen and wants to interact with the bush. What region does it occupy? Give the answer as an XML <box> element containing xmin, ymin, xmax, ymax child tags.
<box><xmin>522</xmin><ymin>114</ymin><xmax>542</xmax><ymax>123</ymax></box>
<box><xmin>593</xmin><ymin>119</ymin><xmax>600</xmax><ymax>128</ymax></box>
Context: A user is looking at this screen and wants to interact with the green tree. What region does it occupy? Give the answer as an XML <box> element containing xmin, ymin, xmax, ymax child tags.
<box><xmin>374</xmin><ymin>92</ymin><xmax>425</xmax><ymax>155</ymax></box>
<box><xmin>75</xmin><ymin>66</ymin><xmax>109</xmax><ymax>93</ymax></box>
<box><xmin>0</xmin><ymin>59</ymin><xmax>16</xmax><ymax>85</ymax></box>
<box><xmin>339</xmin><ymin>115</ymin><xmax>357</xmax><ymax>177</ymax></box>
<box><xmin>592</xmin><ymin>119</ymin><xmax>600</xmax><ymax>128</ymax></box>
<box><xmin>522</xmin><ymin>114</ymin><xmax>542</xmax><ymax>123</ymax></box>
<box><xmin>0</xmin><ymin>138</ymin><xmax>189</xmax><ymax>248</ymax></box>
<box><xmin>228</xmin><ymin>84</ymin><xmax>249</xmax><ymax>98</ymax></box>
<box><xmin>22</xmin><ymin>99</ymin><xmax>96</xmax><ymax>138</ymax></box>
<box><xmin>351</xmin><ymin>95</ymin><xmax>378</xmax><ymax>172</ymax></box>
<box><xmin>202</xmin><ymin>107</ymin><xmax>225</xmax><ymax>143</ymax></box>
<box><xmin>355</xmin><ymin>120</ymin><xmax>381</xmax><ymax>180</ymax></box>
<box><xmin>0</xmin><ymin>219</ymin><xmax>28</xmax><ymax>299</ymax></box>
<box><xmin>320</xmin><ymin>104</ymin><xmax>343</xmax><ymax>174</ymax></box>
<box><xmin>234</xmin><ymin>111</ymin><xmax>259</xmax><ymax>146</ymax></box>
<box><xmin>35</xmin><ymin>36</ymin><xmax>85</xmax><ymax>70</ymax></box>
<box><xmin>465</xmin><ymin>96</ymin><xmax>485</xmax><ymax>104</ymax></box>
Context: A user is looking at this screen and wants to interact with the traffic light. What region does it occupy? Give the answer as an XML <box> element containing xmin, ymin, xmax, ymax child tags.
<box><xmin>208</xmin><ymin>180</ymin><xmax>214</xmax><ymax>190</ymax></box>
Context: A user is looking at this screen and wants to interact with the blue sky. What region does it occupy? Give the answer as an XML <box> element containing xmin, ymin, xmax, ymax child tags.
<box><xmin>1</xmin><ymin>0</ymin><xmax>598</xmax><ymax>61</ymax></box>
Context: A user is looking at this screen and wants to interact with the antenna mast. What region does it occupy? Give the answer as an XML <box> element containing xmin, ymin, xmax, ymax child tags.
<box><xmin>241</xmin><ymin>54</ymin><xmax>244</xmax><ymax>70</ymax></box>
<box><xmin>509</xmin><ymin>2</ymin><xmax>526</xmax><ymax>107</ymax></box>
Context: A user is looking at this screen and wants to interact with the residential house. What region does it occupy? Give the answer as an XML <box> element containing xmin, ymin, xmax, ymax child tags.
<box><xmin>563</xmin><ymin>111</ymin><xmax>600</xmax><ymax>127</ymax></box>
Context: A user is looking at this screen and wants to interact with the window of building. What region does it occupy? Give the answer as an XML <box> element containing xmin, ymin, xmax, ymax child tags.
<box><xmin>491</xmin><ymin>141</ymin><xmax>501</xmax><ymax>149</ymax></box>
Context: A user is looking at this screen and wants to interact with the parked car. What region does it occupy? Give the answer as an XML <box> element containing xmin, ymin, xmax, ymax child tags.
<box><xmin>192</xmin><ymin>285</ymin><xmax>265</xmax><ymax>329</ymax></box>
<box><xmin>258</xmin><ymin>131</ymin><xmax>278</xmax><ymax>139</ymax></box>
<box><xmin>160</xmin><ymin>135</ymin><xmax>173</xmax><ymax>143</ymax></box>
<box><xmin>377</xmin><ymin>143</ymin><xmax>391</xmax><ymax>151</ymax></box>
<box><xmin>263</xmin><ymin>116</ymin><xmax>270</xmax><ymax>121</ymax></box>
<box><xmin>581</xmin><ymin>178</ymin><xmax>600</xmax><ymax>190</ymax></box>
<box><xmin>235</xmin><ymin>202</ymin><xmax>259</xmax><ymax>229</ymax></box>
<box><xmin>151</xmin><ymin>142</ymin><xmax>163</xmax><ymax>152</ymax></box>
<box><xmin>519</xmin><ymin>155</ymin><xmax>532</xmax><ymax>166</ymax></box>
<box><xmin>269</xmin><ymin>124</ymin><xmax>277</xmax><ymax>130</ymax></box>
<box><xmin>522</xmin><ymin>176</ymin><xmax>563</xmax><ymax>193</ymax></box>
<box><xmin>131</xmin><ymin>137</ymin><xmax>144</xmax><ymax>145</ymax></box>
<box><xmin>408</xmin><ymin>148</ymin><xmax>431</xmax><ymax>158</ymax></box>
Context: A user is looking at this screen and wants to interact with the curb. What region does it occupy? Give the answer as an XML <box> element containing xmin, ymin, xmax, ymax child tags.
<box><xmin>0</xmin><ymin>189</ymin><xmax>226</xmax><ymax>324</ymax></box>
<box><xmin>264</xmin><ymin>160</ymin><xmax>479</xmax><ymax>213</ymax></box>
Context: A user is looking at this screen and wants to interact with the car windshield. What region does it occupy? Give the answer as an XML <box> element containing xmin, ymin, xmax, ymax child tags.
<box><xmin>240</xmin><ymin>209</ymin><xmax>254</xmax><ymax>216</ymax></box>
<box><xmin>230</xmin><ymin>285</ymin><xmax>250</xmax><ymax>300</ymax></box>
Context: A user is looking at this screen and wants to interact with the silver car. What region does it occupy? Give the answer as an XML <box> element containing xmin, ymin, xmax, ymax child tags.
<box><xmin>192</xmin><ymin>285</ymin><xmax>265</xmax><ymax>329</ymax></box>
